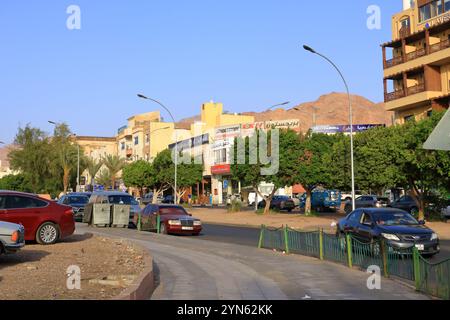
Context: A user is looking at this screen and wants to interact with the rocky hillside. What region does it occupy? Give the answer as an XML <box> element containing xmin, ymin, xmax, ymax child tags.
<box><xmin>178</xmin><ymin>92</ymin><xmax>392</xmax><ymax>132</ymax></box>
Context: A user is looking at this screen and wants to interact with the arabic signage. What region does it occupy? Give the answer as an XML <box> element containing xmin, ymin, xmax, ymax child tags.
<box><xmin>312</xmin><ymin>124</ymin><xmax>385</xmax><ymax>134</ymax></box>
<box><xmin>169</xmin><ymin>133</ymin><xmax>210</xmax><ymax>151</ymax></box>
<box><xmin>241</xmin><ymin>119</ymin><xmax>301</xmax><ymax>137</ymax></box>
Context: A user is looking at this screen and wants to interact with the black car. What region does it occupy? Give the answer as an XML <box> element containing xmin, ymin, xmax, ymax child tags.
<box><xmin>388</xmin><ymin>195</ymin><xmax>419</xmax><ymax>215</ymax></box>
<box><xmin>337</xmin><ymin>208</ymin><xmax>440</xmax><ymax>257</ymax></box>
<box><xmin>344</xmin><ymin>195</ymin><xmax>390</xmax><ymax>214</ymax></box>
<box><xmin>258</xmin><ymin>195</ymin><xmax>296</xmax><ymax>212</ymax></box>
<box><xmin>57</xmin><ymin>194</ymin><xmax>90</xmax><ymax>222</ymax></box>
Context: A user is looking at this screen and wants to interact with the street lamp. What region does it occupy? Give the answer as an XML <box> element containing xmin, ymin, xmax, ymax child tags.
<box><xmin>49</xmin><ymin>121</ymin><xmax>81</xmax><ymax>193</ymax></box>
<box><xmin>137</xmin><ymin>94</ymin><xmax>179</xmax><ymax>204</ymax></box>
<box><xmin>265</xmin><ymin>101</ymin><xmax>290</xmax><ymax>112</ymax></box>
<box><xmin>302</xmin><ymin>44</ymin><xmax>356</xmax><ymax>210</ymax></box>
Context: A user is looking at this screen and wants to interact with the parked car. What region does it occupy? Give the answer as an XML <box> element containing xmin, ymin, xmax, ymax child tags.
<box><xmin>162</xmin><ymin>195</ymin><xmax>184</xmax><ymax>204</ymax></box>
<box><xmin>258</xmin><ymin>195</ymin><xmax>296</xmax><ymax>212</ymax></box>
<box><xmin>344</xmin><ymin>195</ymin><xmax>390</xmax><ymax>214</ymax></box>
<box><xmin>57</xmin><ymin>193</ymin><xmax>90</xmax><ymax>222</ymax></box>
<box><xmin>388</xmin><ymin>195</ymin><xmax>419</xmax><ymax>215</ymax></box>
<box><xmin>0</xmin><ymin>191</ymin><xmax>75</xmax><ymax>245</ymax></box>
<box><xmin>89</xmin><ymin>191</ymin><xmax>141</xmax><ymax>225</ymax></box>
<box><xmin>134</xmin><ymin>204</ymin><xmax>202</xmax><ymax>236</ymax></box>
<box><xmin>0</xmin><ymin>221</ymin><xmax>25</xmax><ymax>255</ymax></box>
<box><xmin>337</xmin><ymin>208</ymin><xmax>440</xmax><ymax>257</ymax></box>
<box><xmin>340</xmin><ymin>190</ymin><xmax>363</xmax><ymax>202</ymax></box>
<box><xmin>142</xmin><ymin>193</ymin><xmax>154</xmax><ymax>205</ymax></box>
<box><xmin>299</xmin><ymin>190</ymin><xmax>341</xmax><ymax>212</ymax></box>
<box><xmin>442</xmin><ymin>199</ymin><xmax>450</xmax><ymax>221</ymax></box>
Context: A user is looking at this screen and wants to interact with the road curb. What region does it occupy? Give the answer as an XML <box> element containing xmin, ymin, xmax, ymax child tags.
<box><xmin>112</xmin><ymin>253</ymin><xmax>155</xmax><ymax>300</ymax></box>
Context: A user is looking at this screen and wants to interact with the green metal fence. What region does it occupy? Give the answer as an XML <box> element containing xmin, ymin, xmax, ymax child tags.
<box><xmin>286</xmin><ymin>227</ymin><xmax>320</xmax><ymax>258</ymax></box>
<box><xmin>417</xmin><ymin>254</ymin><xmax>450</xmax><ymax>300</ymax></box>
<box><xmin>257</xmin><ymin>225</ymin><xmax>449</xmax><ymax>300</ymax></box>
<box><xmin>322</xmin><ymin>232</ymin><xmax>347</xmax><ymax>266</ymax></box>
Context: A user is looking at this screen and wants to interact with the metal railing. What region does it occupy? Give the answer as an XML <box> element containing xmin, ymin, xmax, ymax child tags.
<box><xmin>258</xmin><ymin>225</ymin><xmax>450</xmax><ymax>300</ymax></box>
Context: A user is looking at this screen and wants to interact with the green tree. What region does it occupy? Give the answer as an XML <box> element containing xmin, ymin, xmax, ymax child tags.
<box><xmin>103</xmin><ymin>155</ymin><xmax>126</xmax><ymax>189</ymax></box>
<box><xmin>8</xmin><ymin>125</ymin><xmax>55</xmax><ymax>193</ymax></box>
<box><xmin>231</xmin><ymin>130</ymin><xmax>301</xmax><ymax>215</ymax></box>
<box><xmin>122</xmin><ymin>160</ymin><xmax>153</xmax><ymax>198</ymax></box>
<box><xmin>96</xmin><ymin>168</ymin><xmax>112</xmax><ymax>190</ymax></box>
<box><xmin>292</xmin><ymin>132</ymin><xmax>337</xmax><ymax>215</ymax></box>
<box><xmin>152</xmin><ymin>149</ymin><xmax>203</xmax><ymax>204</ymax></box>
<box><xmin>85</xmin><ymin>157</ymin><xmax>103</xmax><ymax>186</ymax></box>
<box><xmin>0</xmin><ymin>174</ymin><xmax>32</xmax><ymax>192</ymax></box>
<box><xmin>395</xmin><ymin>112</ymin><xmax>450</xmax><ymax>220</ymax></box>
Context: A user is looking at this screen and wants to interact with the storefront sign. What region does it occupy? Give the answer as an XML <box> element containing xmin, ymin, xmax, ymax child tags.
<box><xmin>312</xmin><ymin>124</ymin><xmax>385</xmax><ymax>134</ymax></box>
<box><xmin>211</xmin><ymin>164</ymin><xmax>231</xmax><ymax>175</ymax></box>
<box><xmin>264</xmin><ymin>119</ymin><xmax>300</xmax><ymax>130</ymax></box>
<box><xmin>422</xmin><ymin>12</ymin><xmax>450</xmax><ymax>29</ymax></box>
<box><xmin>215</xmin><ymin>125</ymin><xmax>241</xmax><ymax>141</ymax></box>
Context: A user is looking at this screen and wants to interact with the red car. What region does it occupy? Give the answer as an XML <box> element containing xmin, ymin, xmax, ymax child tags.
<box><xmin>134</xmin><ymin>204</ymin><xmax>202</xmax><ymax>236</ymax></box>
<box><xmin>0</xmin><ymin>191</ymin><xmax>75</xmax><ymax>245</ymax></box>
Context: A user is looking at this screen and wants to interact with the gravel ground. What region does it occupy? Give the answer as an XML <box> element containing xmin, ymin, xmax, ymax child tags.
<box><xmin>0</xmin><ymin>233</ymin><xmax>150</xmax><ymax>300</ymax></box>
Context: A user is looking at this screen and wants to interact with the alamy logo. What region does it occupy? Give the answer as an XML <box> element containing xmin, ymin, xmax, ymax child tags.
<box><xmin>366</xmin><ymin>265</ymin><xmax>381</xmax><ymax>290</ymax></box>
<box><xmin>66</xmin><ymin>265</ymin><xmax>81</xmax><ymax>290</ymax></box>
<box><xmin>66</xmin><ymin>5</ymin><xmax>81</xmax><ymax>30</ymax></box>
<box><xmin>367</xmin><ymin>5</ymin><xmax>381</xmax><ymax>30</ymax></box>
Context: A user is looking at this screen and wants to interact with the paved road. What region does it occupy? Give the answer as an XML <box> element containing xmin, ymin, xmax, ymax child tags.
<box><xmin>200</xmin><ymin>223</ymin><xmax>450</xmax><ymax>263</ymax></box>
<box><xmin>76</xmin><ymin>223</ymin><xmax>428</xmax><ymax>300</ymax></box>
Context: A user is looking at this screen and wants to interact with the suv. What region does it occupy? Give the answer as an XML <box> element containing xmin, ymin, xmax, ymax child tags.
<box><xmin>388</xmin><ymin>195</ymin><xmax>419</xmax><ymax>215</ymax></box>
<box><xmin>258</xmin><ymin>195</ymin><xmax>296</xmax><ymax>212</ymax></box>
<box><xmin>57</xmin><ymin>193</ymin><xmax>90</xmax><ymax>222</ymax></box>
<box><xmin>344</xmin><ymin>195</ymin><xmax>390</xmax><ymax>214</ymax></box>
<box><xmin>88</xmin><ymin>191</ymin><xmax>141</xmax><ymax>225</ymax></box>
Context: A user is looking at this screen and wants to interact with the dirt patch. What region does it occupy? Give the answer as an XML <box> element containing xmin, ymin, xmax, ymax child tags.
<box><xmin>190</xmin><ymin>208</ymin><xmax>342</xmax><ymax>233</ymax></box>
<box><xmin>0</xmin><ymin>234</ymin><xmax>150</xmax><ymax>300</ymax></box>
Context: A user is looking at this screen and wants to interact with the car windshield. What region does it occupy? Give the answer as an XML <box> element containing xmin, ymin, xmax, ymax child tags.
<box><xmin>374</xmin><ymin>212</ymin><xmax>419</xmax><ymax>226</ymax></box>
<box><xmin>68</xmin><ymin>196</ymin><xmax>89</xmax><ymax>204</ymax></box>
<box><xmin>108</xmin><ymin>195</ymin><xmax>135</xmax><ymax>205</ymax></box>
<box><xmin>159</xmin><ymin>207</ymin><xmax>188</xmax><ymax>216</ymax></box>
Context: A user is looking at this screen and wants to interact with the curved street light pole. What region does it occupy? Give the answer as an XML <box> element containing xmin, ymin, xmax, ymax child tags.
<box><xmin>265</xmin><ymin>101</ymin><xmax>290</xmax><ymax>112</ymax></box>
<box><xmin>138</xmin><ymin>94</ymin><xmax>179</xmax><ymax>204</ymax></box>
<box><xmin>303</xmin><ymin>45</ymin><xmax>356</xmax><ymax>211</ymax></box>
<box><xmin>49</xmin><ymin>120</ymin><xmax>80</xmax><ymax>193</ymax></box>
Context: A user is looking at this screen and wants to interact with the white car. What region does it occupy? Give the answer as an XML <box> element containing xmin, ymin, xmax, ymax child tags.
<box><xmin>0</xmin><ymin>221</ymin><xmax>25</xmax><ymax>255</ymax></box>
<box><xmin>442</xmin><ymin>203</ymin><xmax>450</xmax><ymax>221</ymax></box>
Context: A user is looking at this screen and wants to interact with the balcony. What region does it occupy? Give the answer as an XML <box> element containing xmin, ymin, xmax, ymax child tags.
<box><xmin>385</xmin><ymin>56</ymin><xmax>403</xmax><ymax>68</ymax></box>
<box><xmin>407</xmin><ymin>83</ymin><xmax>426</xmax><ymax>96</ymax></box>
<box><xmin>385</xmin><ymin>89</ymin><xmax>405</xmax><ymax>102</ymax></box>
<box><xmin>430</xmin><ymin>39</ymin><xmax>450</xmax><ymax>53</ymax></box>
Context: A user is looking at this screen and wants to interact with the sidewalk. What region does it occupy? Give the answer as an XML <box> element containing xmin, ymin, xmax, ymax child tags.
<box><xmin>189</xmin><ymin>207</ymin><xmax>450</xmax><ymax>239</ymax></box>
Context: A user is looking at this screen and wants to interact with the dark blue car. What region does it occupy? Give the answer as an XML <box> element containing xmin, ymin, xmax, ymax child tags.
<box><xmin>337</xmin><ymin>208</ymin><xmax>440</xmax><ymax>257</ymax></box>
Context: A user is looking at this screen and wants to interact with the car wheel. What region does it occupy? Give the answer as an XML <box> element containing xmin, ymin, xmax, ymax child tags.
<box><xmin>160</xmin><ymin>223</ymin><xmax>167</xmax><ymax>235</ymax></box>
<box><xmin>36</xmin><ymin>222</ymin><xmax>59</xmax><ymax>245</ymax></box>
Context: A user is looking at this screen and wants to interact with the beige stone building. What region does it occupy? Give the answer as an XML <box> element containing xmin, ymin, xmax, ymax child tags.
<box><xmin>382</xmin><ymin>0</ymin><xmax>450</xmax><ymax>123</ymax></box>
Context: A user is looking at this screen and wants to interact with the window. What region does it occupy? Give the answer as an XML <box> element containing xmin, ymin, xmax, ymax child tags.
<box><xmin>0</xmin><ymin>196</ymin><xmax>6</xmax><ymax>209</ymax></box>
<box><xmin>420</xmin><ymin>3</ymin><xmax>432</xmax><ymax>22</ymax></box>
<box><xmin>145</xmin><ymin>134</ymin><xmax>150</xmax><ymax>144</ymax></box>
<box><xmin>427</xmin><ymin>110</ymin><xmax>433</xmax><ymax>117</ymax></box>
<box><xmin>420</xmin><ymin>0</ymin><xmax>445</xmax><ymax>22</ymax></box>
<box><xmin>348</xmin><ymin>210</ymin><xmax>362</xmax><ymax>223</ymax></box>
<box><xmin>446</xmin><ymin>0</ymin><xmax>450</xmax><ymax>11</ymax></box>
<box><xmin>134</xmin><ymin>136</ymin><xmax>139</xmax><ymax>145</ymax></box>
<box><xmin>404</xmin><ymin>115</ymin><xmax>414</xmax><ymax>122</ymax></box>
<box><xmin>121</xmin><ymin>142</ymin><xmax>125</xmax><ymax>150</ymax></box>
<box><xmin>361</xmin><ymin>213</ymin><xmax>373</xmax><ymax>225</ymax></box>
<box><xmin>214</xmin><ymin>148</ymin><xmax>227</xmax><ymax>164</ymax></box>
<box><xmin>5</xmin><ymin>196</ymin><xmax>47</xmax><ymax>209</ymax></box>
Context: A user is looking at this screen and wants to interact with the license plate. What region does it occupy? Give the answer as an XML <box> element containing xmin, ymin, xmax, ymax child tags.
<box><xmin>182</xmin><ymin>227</ymin><xmax>194</xmax><ymax>231</ymax></box>
<box><xmin>415</xmin><ymin>244</ymin><xmax>425</xmax><ymax>251</ymax></box>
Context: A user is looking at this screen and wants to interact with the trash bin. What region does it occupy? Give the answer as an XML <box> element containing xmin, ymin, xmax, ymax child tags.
<box><xmin>83</xmin><ymin>203</ymin><xmax>94</xmax><ymax>224</ymax></box>
<box><xmin>112</xmin><ymin>204</ymin><xmax>130</xmax><ymax>228</ymax></box>
<box><xmin>92</xmin><ymin>204</ymin><xmax>112</xmax><ymax>227</ymax></box>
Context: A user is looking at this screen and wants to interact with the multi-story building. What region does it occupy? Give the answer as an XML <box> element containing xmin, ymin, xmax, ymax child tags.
<box><xmin>382</xmin><ymin>0</ymin><xmax>450</xmax><ymax>124</ymax></box>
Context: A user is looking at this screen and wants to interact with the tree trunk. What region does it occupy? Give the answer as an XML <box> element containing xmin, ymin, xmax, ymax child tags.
<box><xmin>262</xmin><ymin>189</ymin><xmax>277</xmax><ymax>215</ymax></box>
<box><xmin>63</xmin><ymin>166</ymin><xmax>70</xmax><ymax>194</ymax></box>
<box><xmin>305</xmin><ymin>189</ymin><xmax>312</xmax><ymax>216</ymax></box>
<box><xmin>153</xmin><ymin>188</ymin><xmax>159</xmax><ymax>204</ymax></box>
<box><xmin>409</xmin><ymin>179</ymin><xmax>424</xmax><ymax>220</ymax></box>
<box><xmin>111</xmin><ymin>175</ymin><xmax>116</xmax><ymax>190</ymax></box>
<box><xmin>254</xmin><ymin>187</ymin><xmax>259</xmax><ymax>212</ymax></box>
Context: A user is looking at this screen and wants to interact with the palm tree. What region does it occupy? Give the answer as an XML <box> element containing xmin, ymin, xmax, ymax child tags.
<box><xmin>85</xmin><ymin>157</ymin><xmax>103</xmax><ymax>186</ymax></box>
<box><xmin>103</xmin><ymin>155</ymin><xmax>126</xmax><ymax>190</ymax></box>
<box><xmin>96</xmin><ymin>168</ymin><xmax>112</xmax><ymax>190</ymax></box>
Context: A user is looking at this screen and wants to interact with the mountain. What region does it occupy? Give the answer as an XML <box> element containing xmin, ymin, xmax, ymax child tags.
<box><xmin>178</xmin><ymin>92</ymin><xmax>393</xmax><ymax>132</ymax></box>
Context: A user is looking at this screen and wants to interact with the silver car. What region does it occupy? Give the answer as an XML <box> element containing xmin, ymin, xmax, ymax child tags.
<box><xmin>0</xmin><ymin>221</ymin><xmax>25</xmax><ymax>255</ymax></box>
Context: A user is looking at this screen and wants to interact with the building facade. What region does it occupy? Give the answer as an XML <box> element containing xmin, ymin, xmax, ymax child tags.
<box><xmin>382</xmin><ymin>0</ymin><xmax>450</xmax><ymax>124</ymax></box>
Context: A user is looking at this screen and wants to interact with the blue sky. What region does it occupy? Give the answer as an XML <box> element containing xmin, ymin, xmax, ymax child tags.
<box><xmin>0</xmin><ymin>0</ymin><xmax>401</xmax><ymax>143</ymax></box>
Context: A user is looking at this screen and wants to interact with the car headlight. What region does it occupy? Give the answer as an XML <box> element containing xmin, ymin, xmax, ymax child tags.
<box><xmin>194</xmin><ymin>221</ymin><xmax>202</xmax><ymax>226</ymax></box>
<box><xmin>168</xmin><ymin>220</ymin><xmax>181</xmax><ymax>226</ymax></box>
<box><xmin>431</xmin><ymin>233</ymin><xmax>439</xmax><ymax>241</ymax></box>
<box><xmin>381</xmin><ymin>233</ymin><xmax>400</xmax><ymax>241</ymax></box>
